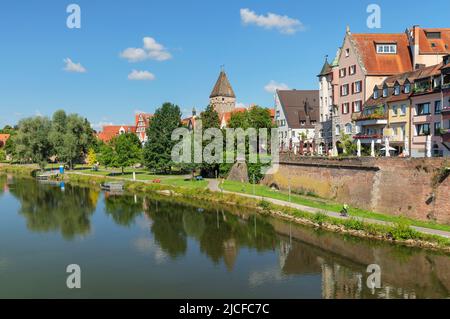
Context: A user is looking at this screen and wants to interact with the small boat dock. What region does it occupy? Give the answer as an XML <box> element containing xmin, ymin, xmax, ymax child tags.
<box><xmin>100</xmin><ymin>182</ymin><xmax>124</xmax><ymax>191</ymax></box>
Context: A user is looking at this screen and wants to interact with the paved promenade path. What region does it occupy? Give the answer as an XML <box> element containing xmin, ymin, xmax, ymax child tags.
<box><xmin>206</xmin><ymin>179</ymin><xmax>450</xmax><ymax>239</ymax></box>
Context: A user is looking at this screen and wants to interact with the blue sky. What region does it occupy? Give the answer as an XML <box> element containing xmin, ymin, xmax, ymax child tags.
<box><xmin>0</xmin><ymin>0</ymin><xmax>449</xmax><ymax>130</ymax></box>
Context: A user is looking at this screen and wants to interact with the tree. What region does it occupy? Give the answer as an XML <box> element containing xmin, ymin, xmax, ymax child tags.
<box><xmin>143</xmin><ymin>102</ymin><xmax>182</xmax><ymax>173</ymax></box>
<box><xmin>201</xmin><ymin>105</ymin><xmax>220</xmax><ymax>129</ymax></box>
<box><xmin>226</xmin><ymin>106</ymin><xmax>274</xmax><ymax>183</ymax></box>
<box><xmin>86</xmin><ymin>148</ymin><xmax>97</xmax><ymax>166</ymax></box>
<box><xmin>97</xmin><ymin>143</ymin><xmax>114</xmax><ymax>168</ymax></box>
<box><xmin>13</xmin><ymin>117</ymin><xmax>53</xmax><ymax>169</ymax></box>
<box><xmin>112</xmin><ymin>133</ymin><xmax>142</xmax><ymax>174</ymax></box>
<box><xmin>49</xmin><ymin>110</ymin><xmax>95</xmax><ymax>170</ymax></box>
<box><xmin>199</xmin><ymin>105</ymin><xmax>221</xmax><ymax>177</ymax></box>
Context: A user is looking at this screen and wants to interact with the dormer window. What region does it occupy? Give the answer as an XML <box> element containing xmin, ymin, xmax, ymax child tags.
<box><xmin>394</xmin><ymin>85</ymin><xmax>400</xmax><ymax>95</ymax></box>
<box><xmin>373</xmin><ymin>89</ymin><xmax>379</xmax><ymax>99</ymax></box>
<box><xmin>404</xmin><ymin>83</ymin><xmax>411</xmax><ymax>94</ymax></box>
<box><xmin>376</xmin><ymin>44</ymin><xmax>397</xmax><ymax>54</ymax></box>
<box><xmin>382</xmin><ymin>87</ymin><xmax>388</xmax><ymax>97</ymax></box>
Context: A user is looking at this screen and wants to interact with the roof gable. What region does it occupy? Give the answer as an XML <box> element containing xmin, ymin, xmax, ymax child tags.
<box><xmin>351</xmin><ymin>33</ymin><xmax>413</xmax><ymax>75</ymax></box>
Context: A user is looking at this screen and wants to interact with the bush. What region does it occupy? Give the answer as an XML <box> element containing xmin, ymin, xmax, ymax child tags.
<box><xmin>390</xmin><ymin>221</ymin><xmax>420</xmax><ymax>240</ymax></box>
<box><xmin>311</xmin><ymin>212</ymin><xmax>328</xmax><ymax>226</ymax></box>
<box><xmin>258</xmin><ymin>199</ymin><xmax>272</xmax><ymax>211</ymax></box>
<box><xmin>343</xmin><ymin>218</ymin><xmax>365</xmax><ymax>231</ymax></box>
<box><xmin>0</xmin><ymin>149</ymin><xmax>6</xmax><ymax>162</ymax></box>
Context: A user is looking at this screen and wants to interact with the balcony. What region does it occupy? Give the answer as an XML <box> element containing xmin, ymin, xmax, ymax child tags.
<box><xmin>355</xmin><ymin>113</ymin><xmax>388</xmax><ymax>126</ymax></box>
<box><xmin>443</xmin><ymin>129</ymin><xmax>450</xmax><ymax>143</ymax></box>
<box><xmin>353</xmin><ymin>134</ymin><xmax>383</xmax><ymax>139</ymax></box>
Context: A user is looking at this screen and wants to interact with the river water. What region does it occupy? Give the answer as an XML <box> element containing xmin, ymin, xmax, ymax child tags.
<box><xmin>0</xmin><ymin>174</ymin><xmax>449</xmax><ymax>299</ymax></box>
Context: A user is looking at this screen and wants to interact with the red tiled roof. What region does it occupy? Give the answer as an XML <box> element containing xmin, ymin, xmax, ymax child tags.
<box><xmin>351</xmin><ymin>33</ymin><xmax>413</xmax><ymax>75</ymax></box>
<box><xmin>0</xmin><ymin>134</ymin><xmax>10</xmax><ymax>147</ymax></box>
<box><xmin>221</xmin><ymin>107</ymin><xmax>247</xmax><ymax>125</ymax></box>
<box><xmin>135</xmin><ymin>113</ymin><xmax>153</xmax><ymax>127</ymax></box>
<box><xmin>97</xmin><ymin>125</ymin><xmax>136</xmax><ymax>143</ymax></box>
<box><xmin>418</xmin><ymin>28</ymin><xmax>450</xmax><ymax>54</ymax></box>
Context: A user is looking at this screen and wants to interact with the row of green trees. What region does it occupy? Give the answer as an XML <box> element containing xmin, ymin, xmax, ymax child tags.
<box><xmin>5</xmin><ymin>110</ymin><xmax>95</xmax><ymax>169</ymax></box>
<box><xmin>3</xmin><ymin>103</ymin><xmax>274</xmax><ymax>179</ymax></box>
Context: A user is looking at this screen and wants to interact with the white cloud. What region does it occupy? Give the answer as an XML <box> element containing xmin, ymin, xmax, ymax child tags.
<box><xmin>128</xmin><ymin>70</ymin><xmax>155</xmax><ymax>81</ymax></box>
<box><xmin>63</xmin><ymin>58</ymin><xmax>87</xmax><ymax>73</ymax></box>
<box><xmin>120</xmin><ymin>48</ymin><xmax>148</xmax><ymax>62</ymax></box>
<box><xmin>240</xmin><ymin>8</ymin><xmax>304</xmax><ymax>34</ymax></box>
<box><xmin>235</xmin><ymin>102</ymin><xmax>248</xmax><ymax>109</ymax></box>
<box><xmin>264</xmin><ymin>80</ymin><xmax>290</xmax><ymax>93</ymax></box>
<box><xmin>120</xmin><ymin>37</ymin><xmax>172</xmax><ymax>62</ymax></box>
<box><xmin>91</xmin><ymin>121</ymin><xmax>113</xmax><ymax>131</ymax></box>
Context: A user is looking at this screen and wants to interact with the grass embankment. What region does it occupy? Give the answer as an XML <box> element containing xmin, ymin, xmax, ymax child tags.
<box><xmin>47</xmin><ymin>164</ymin><xmax>208</xmax><ymax>190</ymax></box>
<box><xmin>1</xmin><ymin>164</ymin><xmax>450</xmax><ymax>251</ymax></box>
<box><xmin>222</xmin><ymin>180</ymin><xmax>450</xmax><ymax>233</ymax></box>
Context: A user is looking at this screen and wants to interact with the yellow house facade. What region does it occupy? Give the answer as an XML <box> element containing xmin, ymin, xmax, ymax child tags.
<box><xmin>385</xmin><ymin>80</ymin><xmax>413</xmax><ymax>155</ymax></box>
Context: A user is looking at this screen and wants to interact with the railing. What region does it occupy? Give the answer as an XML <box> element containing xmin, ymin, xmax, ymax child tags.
<box><xmin>355</xmin><ymin>113</ymin><xmax>387</xmax><ymax>121</ymax></box>
<box><xmin>353</xmin><ymin>134</ymin><xmax>383</xmax><ymax>139</ymax></box>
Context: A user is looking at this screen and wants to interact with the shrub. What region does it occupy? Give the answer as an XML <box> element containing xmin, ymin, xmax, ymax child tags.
<box><xmin>390</xmin><ymin>221</ymin><xmax>420</xmax><ymax>240</ymax></box>
<box><xmin>311</xmin><ymin>212</ymin><xmax>328</xmax><ymax>226</ymax></box>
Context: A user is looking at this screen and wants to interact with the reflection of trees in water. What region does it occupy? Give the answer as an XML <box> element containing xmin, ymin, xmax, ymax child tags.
<box><xmin>8</xmin><ymin>178</ymin><xmax>98</xmax><ymax>239</ymax></box>
<box><xmin>144</xmin><ymin>199</ymin><xmax>278</xmax><ymax>269</ymax></box>
<box><xmin>0</xmin><ymin>174</ymin><xmax>6</xmax><ymax>196</ymax></box>
<box><xmin>104</xmin><ymin>194</ymin><xmax>143</xmax><ymax>226</ymax></box>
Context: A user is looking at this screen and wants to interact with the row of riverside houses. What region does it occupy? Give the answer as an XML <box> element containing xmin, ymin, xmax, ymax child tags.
<box><xmin>276</xmin><ymin>25</ymin><xmax>450</xmax><ymax>157</ymax></box>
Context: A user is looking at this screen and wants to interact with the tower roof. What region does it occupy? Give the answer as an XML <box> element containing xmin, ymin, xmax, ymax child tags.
<box><xmin>210</xmin><ymin>71</ymin><xmax>236</xmax><ymax>98</ymax></box>
<box><xmin>318</xmin><ymin>56</ymin><xmax>332</xmax><ymax>76</ymax></box>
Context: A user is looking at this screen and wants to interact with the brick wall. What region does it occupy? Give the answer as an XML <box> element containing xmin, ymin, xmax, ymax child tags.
<box><xmin>263</xmin><ymin>155</ymin><xmax>450</xmax><ymax>224</ymax></box>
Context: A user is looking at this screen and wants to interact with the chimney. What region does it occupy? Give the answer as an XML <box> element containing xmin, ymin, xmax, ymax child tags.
<box><xmin>412</xmin><ymin>25</ymin><xmax>421</xmax><ymax>69</ymax></box>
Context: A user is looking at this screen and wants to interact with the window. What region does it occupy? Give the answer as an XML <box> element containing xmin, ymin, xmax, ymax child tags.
<box><xmin>345</xmin><ymin>123</ymin><xmax>352</xmax><ymax>134</ymax></box>
<box><xmin>425</xmin><ymin>31</ymin><xmax>441</xmax><ymax>39</ymax></box>
<box><xmin>341</xmin><ymin>84</ymin><xmax>349</xmax><ymax>96</ymax></box>
<box><xmin>404</xmin><ymin>83</ymin><xmax>411</xmax><ymax>94</ymax></box>
<box><xmin>435</xmin><ymin>100</ymin><xmax>442</xmax><ymax>114</ymax></box>
<box><xmin>342</xmin><ymin>103</ymin><xmax>350</xmax><ymax>114</ymax></box>
<box><xmin>394</xmin><ymin>85</ymin><xmax>400</xmax><ymax>95</ymax></box>
<box><xmin>434</xmin><ymin>122</ymin><xmax>441</xmax><ymax>135</ymax></box>
<box><xmin>392</xmin><ymin>105</ymin><xmax>398</xmax><ymax>116</ymax></box>
<box><xmin>335</xmin><ymin>125</ymin><xmax>340</xmax><ymax>135</ymax></box>
<box><xmin>353</xmin><ymin>100</ymin><xmax>362</xmax><ymax>112</ymax></box>
<box><xmin>300</xmin><ymin>120</ymin><xmax>306</xmax><ymax>126</ymax></box>
<box><xmin>373</xmin><ymin>89</ymin><xmax>379</xmax><ymax>99</ymax></box>
<box><xmin>382</xmin><ymin>87</ymin><xmax>388</xmax><ymax>97</ymax></box>
<box><xmin>417</xmin><ymin>103</ymin><xmax>431</xmax><ymax>115</ymax></box>
<box><xmin>355</xmin><ymin>125</ymin><xmax>361</xmax><ymax>134</ymax></box>
<box><xmin>354</xmin><ymin>81</ymin><xmax>362</xmax><ymax>93</ymax></box>
<box><xmin>349</xmin><ymin>65</ymin><xmax>356</xmax><ymax>75</ymax></box>
<box><xmin>345</xmin><ymin>48</ymin><xmax>350</xmax><ymax>57</ymax></box>
<box><xmin>311</xmin><ymin>120</ymin><xmax>317</xmax><ymax>125</ymax></box>
<box><xmin>376</xmin><ymin>44</ymin><xmax>397</xmax><ymax>54</ymax></box>
<box><xmin>400</xmin><ymin>104</ymin><xmax>406</xmax><ymax>116</ymax></box>
<box><xmin>339</xmin><ymin>68</ymin><xmax>346</xmax><ymax>78</ymax></box>
<box><xmin>416</xmin><ymin>123</ymin><xmax>430</xmax><ymax>136</ymax></box>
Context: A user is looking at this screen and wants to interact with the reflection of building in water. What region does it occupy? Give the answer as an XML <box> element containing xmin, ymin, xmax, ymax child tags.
<box><xmin>321</xmin><ymin>263</ymin><xmax>363</xmax><ymax>299</ymax></box>
<box><xmin>278</xmin><ymin>240</ymin><xmax>291</xmax><ymax>270</ymax></box>
<box><xmin>223</xmin><ymin>238</ymin><xmax>238</xmax><ymax>271</ymax></box>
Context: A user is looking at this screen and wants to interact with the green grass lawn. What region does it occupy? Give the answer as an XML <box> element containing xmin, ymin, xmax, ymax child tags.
<box><xmin>65</xmin><ymin>166</ymin><xmax>207</xmax><ymax>190</ymax></box>
<box><xmin>221</xmin><ymin>180</ymin><xmax>450</xmax><ymax>233</ymax></box>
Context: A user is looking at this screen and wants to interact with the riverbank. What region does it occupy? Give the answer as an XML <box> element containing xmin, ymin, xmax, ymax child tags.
<box><xmin>1</xmin><ymin>164</ymin><xmax>450</xmax><ymax>252</ymax></box>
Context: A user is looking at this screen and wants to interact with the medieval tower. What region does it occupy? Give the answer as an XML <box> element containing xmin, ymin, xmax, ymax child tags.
<box><xmin>209</xmin><ymin>69</ymin><xmax>236</xmax><ymax>115</ymax></box>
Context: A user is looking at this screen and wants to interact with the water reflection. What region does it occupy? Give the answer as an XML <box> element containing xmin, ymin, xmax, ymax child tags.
<box><xmin>8</xmin><ymin>178</ymin><xmax>98</xmax><ymax>239</ymax></box>
<box><xmin>1</xmin><ymin>176</ymin><xmax>449</xmax><ymax>298</ymax></box>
